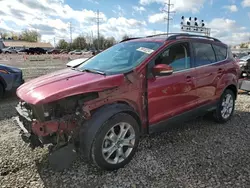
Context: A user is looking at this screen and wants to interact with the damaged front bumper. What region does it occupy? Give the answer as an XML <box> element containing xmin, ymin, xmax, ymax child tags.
<box><xmin>15</xmin><ymin>101</ymin><xmax>79</xmax><ymax>149</ymax></box>
<box><xmin>15</xmin><ymin>101</ymin><xmax>78</xmax><ymax>171</ymax></box>
<box><xmin>15</xmin><ymin>102</ymin><xmax>52</xmax><ymax>148</ymax></box>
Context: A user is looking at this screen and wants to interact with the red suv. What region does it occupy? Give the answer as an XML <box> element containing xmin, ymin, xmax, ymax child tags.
<box><xmin>15</xmin><ymin>33</ymin><xmax>240</xmax><ymax>171</ymax></box>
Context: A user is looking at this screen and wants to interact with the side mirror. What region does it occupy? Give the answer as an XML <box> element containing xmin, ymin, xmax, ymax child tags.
<box><xmin>153</xmin><ymin>64</ymin><xmax>173</xmax><ymax>76</ymax></box>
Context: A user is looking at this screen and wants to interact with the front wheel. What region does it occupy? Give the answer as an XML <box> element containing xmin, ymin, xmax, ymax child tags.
<box><xmin>213</xmin><ymin>89</ymin><xmax>235</xmax><ymax>123</ymax></box>
<box><xmin>90</xmin><ymin>113</ymin><xmax>140</xmax><ymax>171</ymax></box>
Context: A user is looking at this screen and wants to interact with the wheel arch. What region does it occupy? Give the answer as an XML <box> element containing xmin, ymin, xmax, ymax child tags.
<box><xmin>0</xmin><ymin>76</ymin><xmax>6</xmax><ymax>89</ymax></box>
<box><xmin>225</xmin><ymin>84</ymin><xmax>238</xmax><ymax>99</ymax></box>
<box><xmin>80</xmin><ymin>102</ymin><xmax>142</xmax><ymax>161</ymax></box>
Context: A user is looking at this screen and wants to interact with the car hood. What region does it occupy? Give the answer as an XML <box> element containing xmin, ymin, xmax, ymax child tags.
<box><xmin>0</xmin><ymin>64</ymin><xmax>22</xmax><ymax>73</ymax></box>
<box><xmin>16</xmin><ymin>68</ymin><xmax>124</xmax><ymax>105</ymax></box>
<box><xmin>66</xmin><ymin>58</ymin><xmax>89</xmax><ymax>67</ymax></box>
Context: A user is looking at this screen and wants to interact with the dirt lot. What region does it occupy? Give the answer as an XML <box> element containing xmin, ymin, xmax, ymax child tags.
<box><xmin>0</xmin><ymin>56</ymin><xmax>250</xmax><ymax>188</ymax></box>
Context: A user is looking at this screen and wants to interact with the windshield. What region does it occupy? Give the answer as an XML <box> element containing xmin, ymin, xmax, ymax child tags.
<box><xmin>240</xmin><ymin>55</ymin><xmax>250</xmax><ymax>61</ymax></box>
<box><xmin>77</xmin><ymin>41</ymin><xmax>163</xmax><ymax>75</ymax></box>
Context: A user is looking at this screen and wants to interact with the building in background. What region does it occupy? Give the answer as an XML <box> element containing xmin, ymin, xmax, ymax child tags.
<box><xmin>0</xmin><ymin>40</ymin><xmax>53</xmax><ymax>50</ymax></box>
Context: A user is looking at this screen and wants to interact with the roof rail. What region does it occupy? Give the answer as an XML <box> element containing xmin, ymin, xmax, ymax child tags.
<box><xmin>119</xmin><ymin>33</ymin><xmax>221</xmax><ymax>43</ymax></box>
<box><xmin>167</xmin><ymin>34</ymin><xmax>221</xmax><ymax>42</ymax></box>
<box><xmin>146</xmin><ymin>33</ymin><xmax>221</xmax><ymax>42</ymax></box>
<box><xmin>146</xmin><ymin>33</ymin><xmax>189</xmax><ymax>38</ymax></box>
<box><xmin>119</xmin><ymin>37</ymin><xmax>141</xmax><ymax>43</ymax></box>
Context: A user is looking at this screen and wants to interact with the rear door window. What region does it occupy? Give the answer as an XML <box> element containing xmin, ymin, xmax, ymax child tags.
<box><xmin>213</xmin><ymin>45</ymin><xmax>227</xmax><ymax>61</ymax></box>
<box><xmin>193</xmin><ymin>42</ymin><xmax>216</xmax><ymax>67</ymax></box>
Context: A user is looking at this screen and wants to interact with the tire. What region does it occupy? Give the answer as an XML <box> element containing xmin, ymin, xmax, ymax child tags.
<box><xmin>88</xmin><ymin>113</ymin><xmax>140</xmax><ymax>171</ymax></box>
<box><xmin>213</xmin><ymin>89</ymin><xmax>235</xmax><ymax>123</ymax></box>
<box><xmin>0</xmin><ymin>83</ymin><xmax>4</xmax><ymax>99</ymax></box>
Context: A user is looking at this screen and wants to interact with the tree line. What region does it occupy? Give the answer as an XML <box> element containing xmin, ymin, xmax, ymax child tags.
<box><xmin>1</xmin><ymin>29</ymin><xmax>131</xmax><ymax>50</ymax></box>
<box><xmin>1</xmin><ymin>30</ymin><xmax>41</xmax><ymax>42</ymax></box>
<box><xmin>57</xmin><ymin>34</ymin><xmax>132</xmax><ymax>50</ymax></box>
<box><xmin>57</xmin><ymin>35</ymin><xmax>117</xmax><ymax>50</ymax></box>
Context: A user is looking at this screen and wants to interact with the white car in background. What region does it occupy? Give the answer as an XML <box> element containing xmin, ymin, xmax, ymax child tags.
<box><xmin>66</xmin><ymin>57</ymin><xmax>89</xmax><ymax>67</ymax></box>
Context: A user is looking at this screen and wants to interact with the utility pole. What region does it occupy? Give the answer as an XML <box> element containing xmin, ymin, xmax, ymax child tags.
<box><xmin>91</xmin><ymin>30</ymin><xmax>94</xmax><ymax>46</ymax></box>
<box><xmin>153</xmin><ymin>29</ymin><xmax>156</xmax><ymax>35</ymax></box>
<box><xmin>53</xmin><ymin>37</ymin><xmax>56</xmax><ymax>48</ymax></box>
<box><xmin>161</xmin><ymin>0</ymin><xmax>175</xmax><ymax>36</ymax></box>
<box><xmin>97</xmin><ymin>10</ymin><xmax>100</xmax><ymax>50</ymax></box>
<box><xmin>69</xmin><ymin>22</ymin><xmax>73</xmax><ymax>49</ymax></box>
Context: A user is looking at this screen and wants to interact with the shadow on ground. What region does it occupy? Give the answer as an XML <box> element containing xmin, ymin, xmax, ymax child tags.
<box><xmin>35</xmin><ymin>110</ymin><xmax>250</xmax><ymax>187</ymax></box>
<box><xmin>0</xmin><ymin>91</ymin><xmax>19</xmax><ymax>121</ymax></box>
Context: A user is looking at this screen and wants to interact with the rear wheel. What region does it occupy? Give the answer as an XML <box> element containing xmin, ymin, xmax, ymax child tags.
<box><xmin>89</xmin><ymin>113</ymin><xmax>140</xmax><ymax>170</ymax></box>
<box><xmin>213</xmin><ymin>89</ymin><xmax>235</xmax><ymax>123</ymax></box>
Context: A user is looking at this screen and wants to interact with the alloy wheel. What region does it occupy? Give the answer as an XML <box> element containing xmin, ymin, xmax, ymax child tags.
<box><xmin>102</xmin><ymin>122</ymin><xmax>136</xmax><ymax>165</ymax></box>
<box><xmin>221</xmin><ymin>93</ymin><xmax>234</xmax><ymax>119</ymax></box>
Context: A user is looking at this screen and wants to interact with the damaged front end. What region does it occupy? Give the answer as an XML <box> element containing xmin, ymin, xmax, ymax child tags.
<box><xmin>15</xmin><ymin>93</ymin><xmax>99</xmax><ymax>170</ymax></box>
<box><xmin>15</xmin><ymin>93</ymin><xmax>97</xmax><ymax>150</ymax></box>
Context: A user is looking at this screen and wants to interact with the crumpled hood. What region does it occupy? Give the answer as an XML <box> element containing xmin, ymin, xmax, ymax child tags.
<box><xmin>17</xmin><ymin>68</ymin><xmax>124</xmax><ymax>105</ymax></box>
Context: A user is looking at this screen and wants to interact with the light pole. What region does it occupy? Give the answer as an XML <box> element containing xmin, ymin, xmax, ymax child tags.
<box><xmin>180</xmin><ymin>16</ymin><xmax>211</xmax><ymax>36</ymax></box>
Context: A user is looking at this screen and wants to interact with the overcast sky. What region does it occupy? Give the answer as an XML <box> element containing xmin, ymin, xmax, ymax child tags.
<box><xmin>0</xmin><ymin>0</ymin><xmax>250</xmax><ymax>45</ymax></box>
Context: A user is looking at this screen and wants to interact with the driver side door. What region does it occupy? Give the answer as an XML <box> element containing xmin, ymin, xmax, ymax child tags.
<box><xmin>147</xmin><ymin>42</ymin><xmax>198</xmax><ymax>129</ymax></box>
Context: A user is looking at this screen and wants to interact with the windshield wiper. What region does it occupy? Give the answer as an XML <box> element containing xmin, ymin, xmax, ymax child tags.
<box><xmin>82</xmin><ymin>69</ymin><xmax>106</xmax><ymax>75</ymax></box>
<box><xmin>71</xmin><ymin>67</ymin><xmax>82</xmax><ymax>72</ymax></box>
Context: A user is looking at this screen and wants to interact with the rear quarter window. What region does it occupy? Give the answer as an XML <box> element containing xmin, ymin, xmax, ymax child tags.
<box><xmin>193</xmin><ymin>42</ymin><xmax>216</xmax><ymax>67</ymax></box>
<box><xmin>213</xmin><ymin>45</ymin><xmax>227</xmax><ymax>61</ymax></box>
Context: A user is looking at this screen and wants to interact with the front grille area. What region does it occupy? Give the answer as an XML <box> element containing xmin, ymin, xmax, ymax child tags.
<box><xmin>16</xmin><ymin>102</ymin><xmax>33</xmax><ymax>133</ymax></box>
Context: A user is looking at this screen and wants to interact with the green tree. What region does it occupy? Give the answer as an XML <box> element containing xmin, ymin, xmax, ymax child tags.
<box><xmin>21</xmin><ymin>30</ymin><xmax>41</xmax><ymax>42</ymax></box>
<box><xmin>122</xmin><ymin>34</ymin><xmax>130</xmax><ymax>40</ymax></box>
<box><xmin>72</xmin><ymin>36</ymin><xmax>87</xmax><ymax>50</ymax></box>
<box><xmin>12</xmin><ymin>32</ymin><xmax>19</xmax><ymax>40</ymax></box>
<box><xmin>57</xmin><ymin>39</ymin><xmax>68</xmax><ymax>49</ymax></box>
<box><xmin>2</xmin><ymin>32</ymin><xmax>9</xmax><ymax>40</ymax></box>
<box><xmin>103</xmin><ymin>37</ymin><xmax>116</xmax><ymax>49</ymax></box>
<box><xmin>240</xmin><ymin>43</ymin><xmax>247</xmax><ymax>48</ymax></box>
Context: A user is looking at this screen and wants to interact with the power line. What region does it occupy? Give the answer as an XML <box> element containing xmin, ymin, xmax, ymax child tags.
<box><xmin>161</xmin><ymin>0</ymin><xmax>175</xmax><ymax>36</ymax></box>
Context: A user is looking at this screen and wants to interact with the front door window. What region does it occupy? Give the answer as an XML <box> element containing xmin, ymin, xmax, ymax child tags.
<box><xmin>155</xmin><ymin>43</ymin><xmax>191</xmax><ymax>72</ymax></box>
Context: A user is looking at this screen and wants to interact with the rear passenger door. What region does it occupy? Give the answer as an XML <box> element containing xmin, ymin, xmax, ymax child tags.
<box><xmin>193</xmin><ymin>42</ymin><xmax>226</xmax><ymax>106</ymax></box>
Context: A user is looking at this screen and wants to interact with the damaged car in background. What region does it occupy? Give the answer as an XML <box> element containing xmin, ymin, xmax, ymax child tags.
<box><xmin>15</xmin><ymin>33</ymin><xmax>239</xmax><ymax>171</ymax></box>
<box><xmin>0</xmin><ymin>64</ymin><xmax>24</xmax><ymax>99</ymax></box>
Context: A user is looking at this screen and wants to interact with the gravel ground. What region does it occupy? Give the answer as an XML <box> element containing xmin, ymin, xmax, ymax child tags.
<box><xmin>0</xmin><ymin>57</ymin><xmax>250</xmax><ymax>187</ymax></box>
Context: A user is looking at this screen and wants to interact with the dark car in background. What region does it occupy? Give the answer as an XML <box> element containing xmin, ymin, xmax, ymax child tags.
<box><xmin>0</xmin><ymin>64</ymin><xmax>24</xmax><ymax>98</ymax></box>
<box><xmin>17</xmin><ymin>48</ymin><xmax>30</xmax><ymax>54</ymax></box>
<box><xmin>47</xmin><ymin>49</ymin><xmax>61</xmax><ymax>54</ymax></box>
<box><xmin>28</xmin><ymin>47</ymin><xmax>47</xmax><ymax>55</ymax></box>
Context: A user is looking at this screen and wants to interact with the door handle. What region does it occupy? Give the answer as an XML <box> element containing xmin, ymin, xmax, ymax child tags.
<box><xmin>186</xmin><ymin>76</ymin><xmax>192</xmax><ymax>82</ymax></box>
<box><xmin>218</xmin><ymin>68</ymin><xmax>223</xmax><ymax>74</ymax></box>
